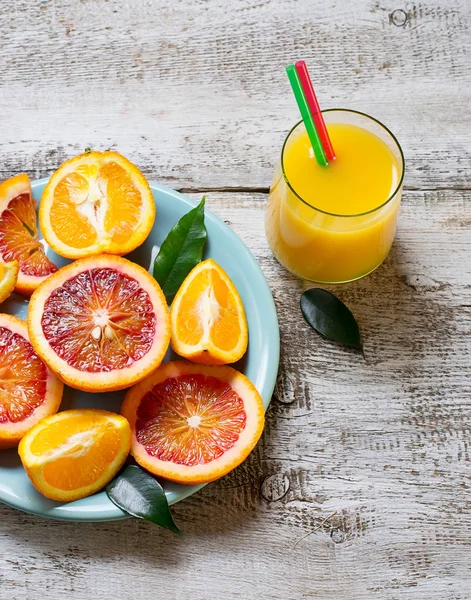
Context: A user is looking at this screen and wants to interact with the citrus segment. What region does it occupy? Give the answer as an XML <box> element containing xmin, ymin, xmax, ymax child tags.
<box><xmin>0</xmin><ymin>174</ymin><xmax>57</xmax><ymax>296</ymax></box>
<box><xmin>121</xmin><ymin>361</ymin><xmax>265</xmax><ymax>484</ymax></box>
<box><xmin>27</xmin><ymin>255</ymin><xmax>170</xmax><ymax>392</ymax></box>
<box><xmin>50</xmin><ymin>170</ymin><xmax>98</xmax><ymax>249</ymax></box>
<box><xmin>18</xmin><ymin>409</ymin><xmax>131</xmax><ymax>501</ymax></box>
<box><xmin>0</xmin><ymin>261</ymin><xmax>19</xmax><ymax>304</ymax></box>
<box><xmin>101</xmin><ymin>161</ymin><xmax>146</xmax><ymax>244</ymax></box>
<box><xmin>170</xmin><ymin>259</ymin><xmax>248</xmax><ymax>365</ymax></box>
<box><xmin>0</xmin><ymin>314</ymin><xmax>63</xmax><ymax>449</ymax></box>
<box><xmin>39</xmin><ymin>151</ymin><xmax>155</xmax><ymax>259</ymax></box>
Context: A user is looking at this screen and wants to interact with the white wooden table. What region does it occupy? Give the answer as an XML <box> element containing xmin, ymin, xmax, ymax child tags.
<box><xmin>1</xmin><ymin>1</ymin><xmax>470</xmax><ymax>598</ymax></box>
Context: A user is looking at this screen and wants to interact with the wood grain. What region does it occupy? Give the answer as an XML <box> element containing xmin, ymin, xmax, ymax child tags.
<box><xmin>1</xmin><ymin>0</ymin><xmax>470</xmax><ymax>598</ymax></box>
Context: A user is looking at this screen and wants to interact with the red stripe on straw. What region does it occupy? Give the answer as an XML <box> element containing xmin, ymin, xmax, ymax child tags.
<box><xmin>295</xmin><ymin>61</ymin><xmax>336</xmax><ymax>161</ymax></box>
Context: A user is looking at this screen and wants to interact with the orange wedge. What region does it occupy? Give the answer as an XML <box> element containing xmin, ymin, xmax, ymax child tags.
<box><xmin>0</xmin><ymin>261</ymin><xmax>19</xmax><ymax>304</ymax></box>
<box><xmin>39</xmin><ymin>151</ymin><xmax>155</xmax><ymax>259</ymax></box>
<box><xmin>0</xmin><ymin>174</ymin><xmax>58</xmax><ymax>296</ymax></box>
<box><xmin>18</xmin><ymin>409</ymin><xmax>131</xmax><ymax>502</ymax></box>
<box><xmin>0</xmin><ymin>314</ymin><xmax>63</xmax><ymax>449</ymax></box>
<box><xmin>170</xmin><ymin>259</ymin><xmax>248</xmax><ymax>365</ymax></box>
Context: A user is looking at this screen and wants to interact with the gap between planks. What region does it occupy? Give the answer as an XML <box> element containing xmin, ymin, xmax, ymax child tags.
<box><xmin>178</xmin><ymin>186</ymin><xmax>471</xmax><ymax>194</ymax></box>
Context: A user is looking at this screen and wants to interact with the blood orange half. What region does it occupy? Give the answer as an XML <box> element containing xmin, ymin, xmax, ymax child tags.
<box><xmin>27</xmin><ymin>255</ymin><xmax>171</xmax><ymax>393</ymax></box>
<box><xmin>0</xmin><ymin>174</ymin><xmax>57</xmax><ymax>296</ymax></box>
<box><xmin>121</xmin><ymin>361</ymin><xmax>265</xmax><ymax>484</ymax></box>
<box><xmin>0</xmin><ymin>314</ymin><xmax>63</xmax><ymax>449</ymax></box>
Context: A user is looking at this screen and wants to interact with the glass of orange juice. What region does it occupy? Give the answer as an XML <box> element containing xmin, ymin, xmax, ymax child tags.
<box><xmin>265</xmin><ymin>109</ymin><xmax>405</xmax><ymax>284</ymax></box>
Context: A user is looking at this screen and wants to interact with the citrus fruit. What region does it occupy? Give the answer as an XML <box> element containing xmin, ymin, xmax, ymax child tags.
<box><xmin>18</xmin><ymin>409</ymin><xmax>131</xmax><ymax>502</ymax></box>
<box><xmin>39</xmin><ymin>151</ymin><xmax>155</xmax><ymax>259</ymax></box>
<box><xmin>121</xmin><ymin>360</ymin><xmax>265</xmax><ymax>484</ymax></box>
<box><xmin>0</xmin><ymin>261</ymin><xmax>19</xmax><ymax>304</ymax></box>
<box><xmin>0</xmin><ymin>313</ymin><xmax>63</xmax><ymax>449</ymax></box>
<box><xmin>170</xmin><ymin>259</ymin><xmax>248</xmax><ymax>365</ymax></box>
<box><xmin>0</xmin><ymin>174</ymin><xmax>57</xmax><ymax>296</ymax></box>
<box><xmin>27</xmin><ymin>254</ymin><xmax>171</xmax><ymax>393</ymax></box>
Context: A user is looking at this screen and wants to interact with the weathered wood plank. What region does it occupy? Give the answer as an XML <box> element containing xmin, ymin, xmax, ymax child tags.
<box><xmin>0</xmin><ymin>189</ymin><xmax>469</xmax><ymax>599</ymax></box>
<box><xmin>0</xmin><ymin>0</ymin><xmax>470</xmax><ymax>190</ymax></box>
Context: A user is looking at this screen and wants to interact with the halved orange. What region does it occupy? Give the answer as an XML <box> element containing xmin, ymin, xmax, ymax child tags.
<box><xmin>0</xmin><ymin>261</ymin><xmax>19</xmax><ymax>304</ymax></box>
<box><xmin>170</xmin><ymin>259</ymin><xmax>248</xmax><ymax>365</ymax></box>
<box><xmin>121</xmin><ymin>361</ymin><xmax>265</xmax><ymax>484</ymax></box>
<box><xmin>0</xmin><ymin>174</ymin><xmax>58</xmax><ymax>296</ymax></box>
<box><xmin>39</xmin><ymin>151</ymin><xmax>155</xmax><ymax>259</ymax></box>
<box><xmin>27</xmin><ymin>254</ymin><xmax>170</xmax><ymax>393</ymax></box>
<box><xmin>0</xmin><ymin>314</ymin><xmax>63</xmax><ymax>449</ymax></box>
<box><xmin>18</xmin><ymin>409</ymin><xmax>131</xmax><ymax>502</ymax></box>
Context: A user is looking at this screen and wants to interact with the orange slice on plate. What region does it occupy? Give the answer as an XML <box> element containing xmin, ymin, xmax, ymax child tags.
<box><xmin>170</xmin><ymin>259</ymin><xmax>248</xmax><ymax>365</ymax></box>
<box><xmin>0</xmin><ymin>260</ymin><xmax>19</xmax><ymax>304</ymax></box>
<box><xmin>121</xmin><ymin>361</ymin><xmax>265</xmax><ymax>484</ymax></box>
<box><xmin>0</xmin><ymin>314</ymin><xmax>63</xmax><ymax>449</ymax></box>
<box><xmin>27</xmin><ymin>254</ymin><xmax>170</xmax><ymax>393</ymax></box>
<box><xmin>39</xmin><ymin>151</ymin><xmax>155</xmax><ymax>259</ymax></box>
<box><xmin>18</xmin><ymin>409</ymin><xmax>131</xmax><ymax>502</ymax></box>
<box><xmin>0</xmin><ymin>174</ymin><xmax>58</xmax><ymax>296</ymax></box>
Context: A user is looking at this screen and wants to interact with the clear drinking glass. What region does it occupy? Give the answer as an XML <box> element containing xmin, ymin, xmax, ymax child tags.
<box><xmin>265</xmin><ymin>109</ymin><xmax>405</xmax><ymax>284</ymax></box>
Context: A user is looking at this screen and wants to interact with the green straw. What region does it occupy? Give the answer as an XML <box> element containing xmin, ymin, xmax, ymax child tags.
<box><xmin>286</xmin><ymin>64</ymin><xmax>328</xmax><ymax>167</ymax></box>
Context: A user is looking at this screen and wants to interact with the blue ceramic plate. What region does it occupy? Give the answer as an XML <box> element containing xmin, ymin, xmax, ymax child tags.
<box><xmin>0</xmin><ymin>180</ymin><xmax>279</xmax><ymax>521</ymax></box>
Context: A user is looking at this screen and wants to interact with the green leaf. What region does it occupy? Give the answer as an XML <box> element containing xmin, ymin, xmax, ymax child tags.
<box><xmin>84</xmin><ymin>147</ymin><xmax>92</xmax><ymax>154</ymax></box>
<box><xmin>106</xmin><ymin>465</ymin><xmax>182</xmax><ymax>535</ymax></box>
<box><xmin>153</xmin><ymin>196</ymin><xmax>207</xmax><ymax>300</ymax></box>
<box><xmin>300</xmin><ymin>288</ymin><xmax>362</xmax><ymax>348</ymax></box>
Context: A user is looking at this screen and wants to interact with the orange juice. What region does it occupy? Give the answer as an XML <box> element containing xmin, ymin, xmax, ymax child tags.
<box><xmin>265</xmin><ymin>110</ymin><xmax>404</xmax><ymax>283</ymax></box>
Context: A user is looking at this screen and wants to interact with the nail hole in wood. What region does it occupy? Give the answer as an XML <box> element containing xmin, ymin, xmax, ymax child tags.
<box><xmin>390</xmin><ymin>9</ymin><xmax>408</xmax><ymax>27</ymax></box>
<box><xmin>331</xmin><ymin>528</ymin><xmax>346</xmax><ymax>544</ymax></box>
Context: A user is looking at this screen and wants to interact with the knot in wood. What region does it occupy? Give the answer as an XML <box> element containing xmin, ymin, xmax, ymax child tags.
<box><xmin>274</xmin><ymin>371</ymin><xmax>297</xmax><ymax>405</ymax></box>
<box><xmin>260</xmin><ymin>473</ymin><xmax>290</xmax><ymax>502</ymax></box>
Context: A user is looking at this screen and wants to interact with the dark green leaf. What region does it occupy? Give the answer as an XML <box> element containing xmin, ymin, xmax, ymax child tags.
<box><xmin>106</xmin><ymin>465</ymin><xmax>182</xmax><ymax>535</ymax></box>
<box><xmin>84</xmin><ymin>147</ymin><xmax>91</xmax><ymax>154</ymax></box>
<box><xmin>153</xmin><ymin>196</ymin><xmax>207</xmax><ymax>300</ymax></box>
<box><xmin>300</xmin><ymin>288</ymin><xmax>362</xmax><ymax>348</ymax></box>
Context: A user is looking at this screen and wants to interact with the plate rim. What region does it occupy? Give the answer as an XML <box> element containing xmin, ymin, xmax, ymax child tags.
<box><xmin>0</xmin><ymin>179</ymin><xmax>280</xmax><ymax>522</ymax></box>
